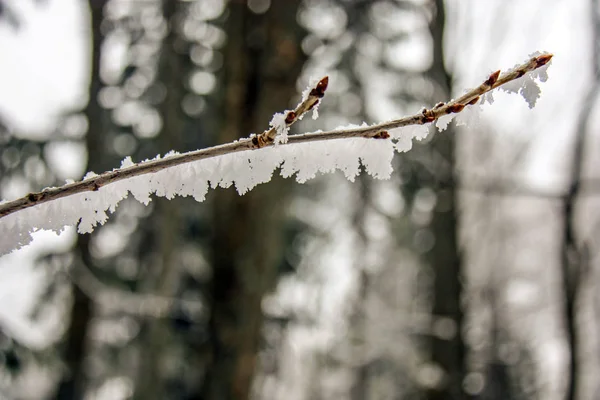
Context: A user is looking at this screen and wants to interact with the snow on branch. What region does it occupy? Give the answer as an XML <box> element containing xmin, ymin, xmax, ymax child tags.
<box><xmin>0</xmin><ymin>52</ymin><xmax>553</xmax><ymax>255</ymax></box>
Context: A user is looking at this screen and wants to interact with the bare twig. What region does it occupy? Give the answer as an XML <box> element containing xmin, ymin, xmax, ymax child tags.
<box><xmin>69</xmin><ymin>263</ymin><xmax>203</xmax><ymax>318</ymax></box>
<box><xmin>0</xmin><ymin>54</ymin><xmax>552</xmax><ymax>219</ymax></box>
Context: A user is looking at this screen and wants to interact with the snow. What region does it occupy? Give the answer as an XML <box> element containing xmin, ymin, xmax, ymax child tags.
<box><xmin>0</xmin><ymin>52</ymin><xmax>552</xmax><ymax>256</ymax></box>
<box><xmin>454</xmin><ymin>103</ymin><xmax>482</xmax><ymax>128</ymax></box>
<box><xmin>500</xmin><ymin>51</ymin><xmax>553</xmax><ymax>109</ymax></box>
<box><xmin>270</xmin><ymin>112</ymin><xmax>290</xmax><ymax>144</ymax></box>
<box><xmin>0</xmin><ymin>116</ymin><xmax>426</xmax><ymax>256</ymax></box>
<box><xmin>435</xmin><ymin>113</ymin><xmax>455</xmax><ymax>132</ymax></box>
<box><xmin>301</xmin><ymin>75</ymin><xmax>323</xmax><ymax>120</ymax></box>
<box><xmin>389</xmin><ymin>123</ymin><xmax>430</xmax><ymax>152</ymax></box>
<box><xmin>0</xmin><ymin>136</ymin><xmax>394</xmax><ymax>256</ymax></box>
<box><xmin>301</xmin><ymin>76</ymin><xmax>321</xmax><ymax>101</ymax></box>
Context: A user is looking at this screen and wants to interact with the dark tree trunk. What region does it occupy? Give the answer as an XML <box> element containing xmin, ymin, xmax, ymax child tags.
<box><xmin>425</xmin><ymin>1</ymin><xmax>466</xmax><ymax>399</ymax></box>
<box><xmin>561</xmin><ymin>2</ymin><xmax>599</xmax><ymax>399</ymax></box>
<box><xmin>199</xmin><ymin>2</ymin><xmax>305</xmax><ymax>399</ymax></box>
<box><xmin>132</xmin><ymin>1</ymin><xmax>187</xmax><ymax>399</ymax></box>
<box><xmin>54</xmin><ymin>1</ymin><xmax>106</xmax><ymax>398</ymax></box>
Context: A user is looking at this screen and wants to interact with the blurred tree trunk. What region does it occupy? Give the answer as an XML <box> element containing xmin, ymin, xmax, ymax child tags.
<box><xmin>199</xmin><ymin>2</ymin><xmax>305</xmax><ymax>399</ymax></box>
<box><xmin>425</xmin><ymin>0</ymin><xmax>466</xmax><ymax>399</ymax></box>
<box><xmin>560</xmin><ymin>2</ymin><xmax>599</xmax><ymax>399</ymax></box>
<box><xmin>54</xmin><ymin>0</ymin><xmax>105</xmax><ymax>398</ymax></box>
<box><xmin>132</xmin><ymin>1</ymin><xmax>186</xmax><ymax>399</ymax></box>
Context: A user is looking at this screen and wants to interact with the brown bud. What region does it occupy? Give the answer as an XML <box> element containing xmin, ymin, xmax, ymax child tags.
<box><xmin>535</xmin><ymin>53</ymin><xmax>553</xmax><ymax>67</ymax></box>
<box><xmin>252</xmin><ymin>136</ymin><xmax>259</xmax><ymax>146</ymax></box>
<box><xmin>485</xmin><ymin>70</ymin><xmax>500</xmax><ymax>86</ymax></box>
<box><xmin>421</xmin><ymin>109</ymin><xmax>435</xmax><ymax>123</ymax></box>
<box><xmin>468</xmin><ymin>96</ymin><xmax>480</xmax><ymax>105</ymax></box>
<box><xmin>373</xmin><ymin>131</ymin><xmax>390</xmax><ymax>139</ymax></box>
<box><xmin>285</xmin><ymin>111</ymin><xmax>296</xmax><ymax>124</ymax></box>
<box><xmin>309</xmin><ymin>76</ymin><xmax>329</xmax><ymax>98</ymax></box>
<box><xmin>447</xmin><ymin>103</ymin><xmax>465</xmax><ymax>113</ymax></box>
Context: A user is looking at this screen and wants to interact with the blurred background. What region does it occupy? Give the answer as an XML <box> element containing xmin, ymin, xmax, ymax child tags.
<box><xmin>0</xmin><ymin>0</ymin><xmax>595</xmax><ymax>399</ymax></box>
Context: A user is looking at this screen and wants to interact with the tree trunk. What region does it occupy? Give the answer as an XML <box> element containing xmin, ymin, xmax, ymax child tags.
<box><xmin>133</xmin><ymin>1</ymin><xmax>187</xmax><ymax>399</ymax></box>
<box><xmin>425</xmin><ymin>1</ymin><xmax>466</xmax><ymax>399</ymax></box>
<box><xmin>54</xmin><ymin>0</ymin><xmax>105</xmax><ymax>398</ymax></box>
<box><xmin>199</xmin><ymin>2</ymin><xmax>305</xmax><ymax>399</ymax></box>
<box><xmin>560</xmin><ymin>1</ymin><xmax>599</xmax><ymax>399</ymax></box>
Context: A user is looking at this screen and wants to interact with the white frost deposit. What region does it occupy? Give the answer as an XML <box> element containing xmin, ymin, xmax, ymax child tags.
<box><xmin>0</xmin><ymin>52</ymin><xmax>552</xmax><ymax>256</ymax></box>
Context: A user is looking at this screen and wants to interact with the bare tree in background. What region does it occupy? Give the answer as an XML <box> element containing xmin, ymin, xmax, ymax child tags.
<box><xmin>561</xmin><ymin>0</ymin><xmax>600</xmax><ymax>398</ymax></box>
<box><xmin>201</xmin><ymin>2</ymin><xmax>306</xmax><ymax>399</ymax></box>
<box><xmin>424</xmin><ymin>1</ymin><xmax>466</xmax><ymax>398</ymax></box>
<box><xmin>54</xmin><ymin>1</ymin><xmax>105</xmax><ymax>398</ymax></box>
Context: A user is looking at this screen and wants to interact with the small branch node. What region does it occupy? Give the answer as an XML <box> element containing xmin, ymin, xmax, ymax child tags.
<box><xmin>285</xmin><ymin>111</ymin><xmax>296</xmax><ymax>124</ymax></box>
<box><xmin>372</xmin><ymin>131</ymin><xmax>390</xmax><ymax>139</ymax></box>
<box><xmin>468</xmin><ymin>96</ymin><xmax>480</xmax><ymax>105</ymax></box>
<box><xmin>447</xmin><ymin>103</ymin><xmax>465</xmax><ymax>114</ymax></box>
<box><xmin>421</xmin><ymin>108</ymin><xmax>436</xmax><ymax>123</ymax></box>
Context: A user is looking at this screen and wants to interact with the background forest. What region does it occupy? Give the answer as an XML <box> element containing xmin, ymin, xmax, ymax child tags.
<box><xmin>0</xmin><ymin>0</ymin><xmax>595</xmax><ymax>399</ymax></box>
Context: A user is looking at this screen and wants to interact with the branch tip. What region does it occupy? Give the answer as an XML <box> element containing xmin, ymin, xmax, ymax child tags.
<box><xmin>535</xmin><ymin>53</ymin><xmax>553</xmax><ymax>67</ymax></box>
<box><xmin>310</xmin><ymin>76</ymin><xmax>329</xmax><ymax>98</ymax></box>
<box><xmin>485</xmin><ymin>70</ymin><xmax>501</xmax><ymax>87</ymax></box>
<box><xmin>0</xmin><ymin>53</ymin><xmax>553</xmax><ymax>220</ymax></box>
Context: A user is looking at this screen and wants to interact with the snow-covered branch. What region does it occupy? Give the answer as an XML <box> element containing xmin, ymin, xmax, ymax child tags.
<box><xmin>0</xmin><ymin>52</ymin><xmax>552</xmax><ymax>255</ymax></box>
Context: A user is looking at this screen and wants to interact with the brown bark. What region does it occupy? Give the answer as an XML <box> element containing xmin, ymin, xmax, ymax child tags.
<box><xmin>54</xmin><ymin>0</ymin><xmax>106</xmax><ymax>398</ymax></box>
<box><xmin>425</xmin><ymin>1</ymin><xmax>466</xmax><ymax>399</ymax></box>
<box><xmin>132</xmin><ymin>1</ymin><xmax>188</xmax><ymax>399</ymax></box>
<box><xmin>561</xmin><ymin>1</ymin><xmax>599</xmax><ymax>399</ymax></box>
<box><xmin>199</xmin><ymin>2</ymin><xmax>305</xmax><ymax>399</ymax></box>
<box><xmin>0</xmin><ymin>52</ymin><xmax>551</xmax><ymax>222</ymax></box>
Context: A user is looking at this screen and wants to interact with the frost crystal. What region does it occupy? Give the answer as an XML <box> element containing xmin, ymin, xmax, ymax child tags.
<box><xmin>454</xmin><ymin>104</ymin><xmax>481</xmax><ymax>128</ymax></box>
<box><xmin>499</xmin><ymin>51</ymin><xmax>552</xmax><ymax>109</ymax></box>
<box><xmin>389</xmin><ymin>123</ymin><xmax>430</xmax><ymax>153</ymax></box>
<box><xmin>301</xmin><ymin>76</ymin><xmax>321</xmax><ymax>101</ymax></box>
<box><xmin>0</xmin><ymin>52</ymin><xmax>553</xmax><ymax>256</ymax></box>
<box><xmin>0</xmin><ymin>136</ymin><xmax>397</xmax><ymax>256</ymax></box>
<box><xmin>270</xmin><ymin>112</ymin><xmax>289</xmax><ymax>144</ymax></box>
<box><xmin>312</xmin><ymin>104</ymin><xmax>320</xmax><ymax>120</ymax></box>
<box><xmin>300</xmin><ymin>76</ymin><xmax>323</xmax><ymax>120</ymax></box>
<box><xmin>435</xmin><ymin>114</ymin><xmax>455</xmax><ymax>132</ymax></box>
<box><xmin>481</xmin><ymin>91</ymin><xmax>494</xmax><ymax>105</ymax></box>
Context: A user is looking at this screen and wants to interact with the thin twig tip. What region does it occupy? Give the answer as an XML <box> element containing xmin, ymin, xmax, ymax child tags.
<box><xmin>535</xmin><ymin>53</ymin><xmax>553</xmax><ymax>67</ymax></box>
<box><xmin>310</xmin><ymin>76</ymin><xmax>329</xmax><ymax>98</ymax></box>
<box><xmin>485</xmin><ymin>70</ymin><xmax>501</xmax><ymax>86</ymax></box>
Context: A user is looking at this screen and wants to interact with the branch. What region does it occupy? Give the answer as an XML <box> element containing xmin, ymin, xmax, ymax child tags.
<box><xmin>0</xmin><ymin>53</ymin><xmax>552</xmax><ymax>220</ymax></box>
<box><xmin>69</xmin><ymin>263</ymin><xmax>203</xmax><ymax>318</ymax></box>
